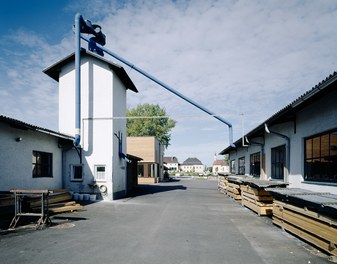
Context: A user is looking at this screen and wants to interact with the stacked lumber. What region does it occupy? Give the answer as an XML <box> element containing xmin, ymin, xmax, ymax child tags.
<box><xmin>226</xmin><ymin>181</ymin><xmax>242</xmax><ymax>200</ymax></box>
<box><xmin>28</xmin><ymin>190</ymin><xmax>83</xmax><ymax>214</ymax></box>
<box><xmin>239</xmin><ymin>178</ymin><xmax>287</xmax><ymax>216</ymax></box>
<box><xmin>226</xmin><ymin>176</ymin><xmax>244</xmax><ymax>200</ymax></box>
<box><xmin>217</xmin><ymin>175</ymin><xmax>227</xmax><ymax>194</ymax></box>
<box><xmin>269</xmin><ymin>188</ymin><xmax>337</xmax><ymax>258</ymax></box>
<box><xmin>0</xmin><ymin>193</ymin><xmax>14</xmax><ymax>207</ymax></box>
<box><xmin>240</xmin><ymin>185</ymin><xmax>273</xmax><ymax>216</ymax></box>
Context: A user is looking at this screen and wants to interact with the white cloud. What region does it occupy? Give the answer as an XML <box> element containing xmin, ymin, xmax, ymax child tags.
<box><xmin>1</xmin><ymin>0</ymin><xmax>337</xmax><ymax>166</ymax></box>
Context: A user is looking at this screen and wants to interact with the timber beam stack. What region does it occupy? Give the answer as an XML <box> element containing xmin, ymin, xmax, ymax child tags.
<box><xmin>240</xmin><ymin>185</ymin><xmax>273</xmax><ymax>216</ymax></box>
<box><xmin>217</xmin><ymin>175</ymin><xmax>227</xmax><ymax>194</ymax></box>
<box><xmin>268</xmin><ymin>188</ymin><xmax>337</xmax><ymax>259</ymax></box>
<box><xmin>27</xmin><ymin>190</ymin><xmax>84</xmax><ymax>215</ymax></box>
<box><xmin>240</xmin><ymin>179</ymin><xmax>287</xmax><ymax>216</ymax></box>
<box><xmin>226</xmin><ymin>176</ymin><xmax>245</xmax><ymax>200</ymax></box>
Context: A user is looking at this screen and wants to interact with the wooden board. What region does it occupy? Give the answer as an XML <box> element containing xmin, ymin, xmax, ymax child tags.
<box><xmin>227</xmin><ymin>191</ymin><xmax>242</xmax><ymax>200</ymax></box>
<box><xmin>0</xmin><ymin>195</ymin><xmax>14</xmax><ymax>207</ymax></box>
<box><xmin>240</xmin><ymin>185</ymin><xmax>271</xmax><ymax>196</ymax></box>
<box><xmin>273</xmin><ymin>203</ymin><xmax>337</xmax><ymax>245</ymax></box>
<box><xmin>241</xmin><ymin>191</ymin><xmax>273</xmax><ymax>202</ymax></box>
<box><xmin>273</xmin><ymin>200</ymin><xmax>337</xmax><ymax>227</ymax></box>
<box><xmin>227</xmin><ymin>182</ymin><xmax>240</xmax><ymax>189</ymax></box>
<box><xmin>242</xmin><ymin>197</ymin><xmax>273</xmax><ymax>216</ymax></box>
<box><xmin>273</xmin><ymin>217</ymin><xmax>337</xmax><ymax>257</ymax></box>
<box><xmin>49</xmin><ymin>204</ymin><xmax>83</xmax><ymax>214</ymax></box>
<box><xmin>226</xmin><ymin>186</ymin><xmax>240</xmax><ymax>195</ymax></box>
<box><xmin>28</xmin><ymin>193</ymin><xmax>72</xmax><ymax>208</ymax></box>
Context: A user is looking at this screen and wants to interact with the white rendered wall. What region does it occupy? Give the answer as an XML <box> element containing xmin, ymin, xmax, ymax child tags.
<box><xmin>112</xmin><ymin>75</ymin><xmax>128</xmax><ymax>199</ymax></box>
<box><xmin>58</xmin><ymin>55</ymin><xmax>128</xmax><ymax>200</ymax></box>
<box><xmin>0</xmin><ymin>123</ymin><xmax>63</xmax><ymax>191</ymax></box>
<box><xmin>228</xmin><ymin>89</ymin><xmax>337</xmax><ymax>195</ymax></box>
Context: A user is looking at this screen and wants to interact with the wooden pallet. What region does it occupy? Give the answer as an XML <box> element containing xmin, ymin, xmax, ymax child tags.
<box><xmin>273</xmin><ymin>200</ymin><xmax>337</xmax><ymax>257</ymax></box>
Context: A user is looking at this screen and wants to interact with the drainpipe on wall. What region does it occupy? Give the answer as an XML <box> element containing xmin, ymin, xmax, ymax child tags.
<box><xmin>74</xmin><ymin>13</ymin><xmax>81</xmax><ymax>147</ymax></box>
<box><xmin>264</xmin><ymin>124</ymin><xmax>290</xmax><ymax>182</ymax></box>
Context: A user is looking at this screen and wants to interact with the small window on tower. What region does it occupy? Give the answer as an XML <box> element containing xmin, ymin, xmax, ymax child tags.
<box><xmin>95</xmin><ymin>165</ymin><xmax>106</xmax><ymax>181</ymax></box>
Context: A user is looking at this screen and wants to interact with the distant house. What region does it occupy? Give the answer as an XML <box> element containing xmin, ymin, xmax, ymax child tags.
<box><xmin>0</xmin><ymin>115</ymin><xmax>73</xmax><ymax>191</ymax></box>
<box><xmin>180</xmin><ymin>157</ymin><xmax>205</xmax><ymax>174</ymax></box>
<box><xmin>220</xmin><ymin>71</ymin><xmax>337</xmax><ymax>195</ymax></box>
<box><xmin>163</xmin><ymin>156</ymin><xmax>180</xmax><ymax>171</ymax></box>
<box><xmin>126</xmin><ymin>136</ymin><xmax>164</xmax><ymax>183</ymax></box>
<box><xmin>212</xmin><ymin>159</ymin><xmax>229</xmax><ymax>175</ymax></box>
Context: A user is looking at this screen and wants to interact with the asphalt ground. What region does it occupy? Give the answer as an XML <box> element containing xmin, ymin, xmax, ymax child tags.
<box><xmin>0</xmin><ymin>179</ymin><xmax>333</xmax><ymax>264</ymax></box>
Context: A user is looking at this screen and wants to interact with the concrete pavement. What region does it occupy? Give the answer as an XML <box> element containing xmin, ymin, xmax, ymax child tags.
<box><xmin>0</xmin><ymin>179</ymin><xmax>332</xmax><ymax>264</ymax></box>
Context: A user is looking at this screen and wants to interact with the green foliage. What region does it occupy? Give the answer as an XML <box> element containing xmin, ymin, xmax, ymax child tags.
<box><xmin>126</xmin><ymin>103</ymin><xmax>176</xmax><ymax>149</ymax></box>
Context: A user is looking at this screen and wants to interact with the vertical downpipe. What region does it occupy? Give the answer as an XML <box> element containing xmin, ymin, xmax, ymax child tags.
<box><xmin>74</xmin><ymin>13</ymin><xmax>81</xmax><ymax>146</ymax></box>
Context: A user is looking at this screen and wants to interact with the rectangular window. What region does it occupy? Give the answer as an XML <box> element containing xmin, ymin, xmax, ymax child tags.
<box><xmin>32</xmin><ymin>151</ymin><xmax>53</xmax><ymax>178</ymax></box>
<box><xmin>271</xmin><ymin>145</ymin><xmax>285</xmax><ymax>180</ymax></box>
<box><xmin>71</xmin><ymin>165</ymin><xmax>83</xmax><ymax>181</ymax></box>
<box><xmin>94</xmin><ymin>165</ymin><xmax>106</xmax><ymax>181</ymax></box>
<box><xmin>230</xmin><ymin>160</ymin><xmax>236</xmax><ymax>174</ymax></box>
<box><xmin>250</xmin><ymin>152</ymin><xmax>261</xmax><ymax>177</ymax></box>
<box><xmin>238</xmin><ymin>157</ymin><xmax>245</xmax><ymax>175</ymax></box>
<box><xmin>138</xmin><ymin>164</ymin><xmax>144</xmax><ymax>177</ymax></box>
<box><xmin>304</xmin><ymin>129</ymin><xmax>337</xmax><ymax>183</ymax></box>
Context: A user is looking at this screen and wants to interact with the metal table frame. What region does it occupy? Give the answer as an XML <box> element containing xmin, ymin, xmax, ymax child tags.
<box><xmin>9</xmin><ymin>189</ymin><xmax>52</xmax><ymax>230</ymax></box>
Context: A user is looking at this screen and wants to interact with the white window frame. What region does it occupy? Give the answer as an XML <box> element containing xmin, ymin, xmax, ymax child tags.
<box><xmin>94</xmin><ymin>165</ymin><xmax>106</xmax><ymax>181</ymax></box>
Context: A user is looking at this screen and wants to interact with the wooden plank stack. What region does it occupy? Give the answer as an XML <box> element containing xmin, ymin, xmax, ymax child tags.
<box><xmin>217</xmin><ymin>175</ymin><xmax>227</xmax><ymax>194</ymax></box>
<box><xmin>227</xmin><ymin>176</ymin><xmax>287</xmax><ymax>216</ymax></box>
<box><xmin>226</xmin><ymin>181</ymin><xmax>242</xmax><ymax>200</ymax></box>
<box><xmin>268</xmin><ymin>188</ymin><xmax>337</xmax><ymax>259</ymax></box>
<box><xmin>226</xmin><ymin>176</ymin><xmax>244</xmax><ymax>200</ymax></box>
<box><xmin>240</xmin><ymin>185</ymin><xmax>273</xmax><ymax>216</ymax></box>
<box><xmin>27</xmin><ymin>190</ymin><xmax>84</xmax><ymax>214</ymax></box>
<box><xmin>0</xmin><ymin>193</ymin><xmax>14</xmax><ymax>208</ymax></box>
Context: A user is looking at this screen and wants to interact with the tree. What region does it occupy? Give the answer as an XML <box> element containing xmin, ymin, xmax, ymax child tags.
<box><xmin>126</xmin><ymin>103</ymin><xmax>176</xmax><ymax>149</ymax></box>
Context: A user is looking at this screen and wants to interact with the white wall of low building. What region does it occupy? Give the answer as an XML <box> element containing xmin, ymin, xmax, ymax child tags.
<box><xmin>227</xmin><ymin>87</ymin><xmax>337</xmax><ymax>195</ymax></box>
<box><xmin>0</xmin><ymin>123</ymin><xmax>63</xmax><ymax>191</ymax></box>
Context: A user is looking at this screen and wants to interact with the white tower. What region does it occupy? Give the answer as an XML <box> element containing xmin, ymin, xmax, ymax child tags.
<box><xmin>44</xmin><ymin>50</ymin><xmax>138</xmax><ymax>200</ymax></box>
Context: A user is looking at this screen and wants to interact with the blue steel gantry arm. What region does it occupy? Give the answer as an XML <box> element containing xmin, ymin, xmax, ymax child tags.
<box><xmin>75</xmin><ymin>13</ymin><xmax>235</xmax><ymax>148</ymax></box>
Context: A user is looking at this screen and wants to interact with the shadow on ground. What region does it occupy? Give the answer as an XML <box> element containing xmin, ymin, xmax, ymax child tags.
<box><xmin>129</xmin><ymin>179</ymin><xmax>187</xmax><ymax>197</ymax></box>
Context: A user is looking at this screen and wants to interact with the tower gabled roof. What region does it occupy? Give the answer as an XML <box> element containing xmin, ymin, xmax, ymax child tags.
<box><xmin>43</xmin><ymin>48</ymin><xmax>138</xmax><ymax>93</ymax></box>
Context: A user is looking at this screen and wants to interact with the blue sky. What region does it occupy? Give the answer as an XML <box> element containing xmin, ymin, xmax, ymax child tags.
<box><xmin>1</xmin><ymin>0</ymin><xmax>337</xmax><ymax>167</ymax></box>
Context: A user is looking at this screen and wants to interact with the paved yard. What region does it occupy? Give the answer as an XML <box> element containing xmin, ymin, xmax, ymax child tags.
<box><xmin>0</xmin><ymin>179</ymin><xmax>332</xmax><ymax>264</ymax></box>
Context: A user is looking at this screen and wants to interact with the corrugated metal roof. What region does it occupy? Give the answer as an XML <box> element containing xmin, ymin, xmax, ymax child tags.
<box><xmin>0</xmin><ymin>115</ymin><xmax>73</xmax><ymax>140</ymax></box>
